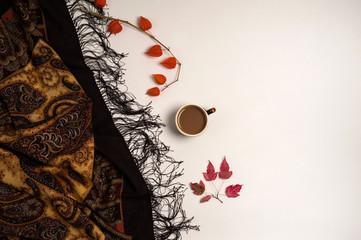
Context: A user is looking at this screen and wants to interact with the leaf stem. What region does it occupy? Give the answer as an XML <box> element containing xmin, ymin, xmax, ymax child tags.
<box><xmin>161</xmin><ymin>63</ymin><xmax>181</xmax><ymax>91</ymax></box>
<box><xmin>212</xmin><ymin>194</ymin><xmax>223</xmax><ymax>203</ymax></box>
<box><xmin>210</xmin><ymin>180</ymin><xmax>218</xmax><ymax>193</ymax></box>
<box><xmin>81</xmin><ymin>8</ymin><xmax>181</xmax><ymax>91</ymax></box>
<box><xmin>219</xmin><ymin>179</ymin><xmax>226</xmax><ymax>195</ymax></box>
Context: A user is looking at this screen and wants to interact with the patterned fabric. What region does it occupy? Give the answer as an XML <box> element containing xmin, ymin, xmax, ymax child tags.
<box><xmin>0</xmin><ymin>1</ymin><xmax>130</xmax><ymax>239</ymax></box>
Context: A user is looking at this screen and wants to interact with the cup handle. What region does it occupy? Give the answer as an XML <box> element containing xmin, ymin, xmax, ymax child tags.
<box><xmin>206</xmin><ymin>108</ymin><xmax>216</xmax><ymax>115</ymax></box>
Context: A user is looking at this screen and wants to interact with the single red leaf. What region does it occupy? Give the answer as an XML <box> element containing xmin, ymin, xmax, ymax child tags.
<box><xmin>152</xmin><ymin>74</ymin><xmax>166</xmax><ymax>85</ymax></box>
<box><xmin>190</xmin><ymin>180</ymin><xmax>205</xmax><ymax>195</ymax></box>
<box><xmin>203</xmin><ymin>161</ymin><xmax>217</xmax><ymax>181</ymax></box>
<box><xmin>225</xmin><ymin>184</ymin><xmax>243</xmax><ymax>198</ymax></box>
<box><xmin>146</xmin><ymin>87</ymin><xmax>160</xmax><ymax>96</ymax></box>
<box><xmin>140</xmin><ymin>16</ymin><xmax>152</xmax><ymax>31</ymax></box>
<box><xmin>219</xmin><ymin>156</ymin><xmax>233</xmax><ymax>179</ymax></box>
<box><xmin>200</xmin><ymin>195</ymin><xmax>212</xmax><ymax>203</ymax></box>
<box><xmin>161</xmin><ymin>57</ymin><xmax>177</xmax><ymax>69</ymax></box>
<box><xmin>220</xmin><ymin>156</ymin><xmax>230</xmax><ymax>172</ymax></box>
<box><xmin>108</xmin><ymin>20</ymin><xmax>123</xmax><ymax>34</ymax></box>
<box><xmin>146</xmin><ymin>45</ymin><xmax>163</xmax><ymax>57</ymax></box>
<box><xmin>94</xmin><ymin>0</ymin><xmax>106</xmax><ymax>8</ymax></box>
<box><xmin>219</xmin><ymin>170</ymin><xmax>232</xmax><ymax>179</ymax></box>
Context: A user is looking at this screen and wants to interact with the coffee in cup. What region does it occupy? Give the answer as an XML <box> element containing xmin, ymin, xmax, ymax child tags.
<box><xmin>175</xmin><ymin>104</ymin><xmax>215</xmax><ymax>136</ymax></box>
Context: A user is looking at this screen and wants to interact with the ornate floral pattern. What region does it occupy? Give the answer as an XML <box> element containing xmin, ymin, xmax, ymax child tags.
<box><xmin>1</xmin><ymin>217</ymin><xmax>67</xmax><ymax>239</ymax></box>
<box><xmin>0</xmin><ymin>2</ymin><xmax>127</xmax><ymax>239</ymax></box>
<box><xmin>0</xmin><ymin>182</ymin><xmax>25</xmax><ymax>201</ymax></box>
<box><xmin>0</xmin><ymin>83</ymin><xmax>45</xmax><ymax>114</ymax></box>
<box><xmin>0</xmin><ymin>0</ymin><xmax>45</xmax><ymax>80</ymax></box>
<box><xmin>84</xmin><ymin>151</ymin><xmax>125</xmax><ymax>239</ymax></box>
<box><xmin>0</xmin><ymin>196</ymin><xmax>44</xmax><ymax>224</ymax></box>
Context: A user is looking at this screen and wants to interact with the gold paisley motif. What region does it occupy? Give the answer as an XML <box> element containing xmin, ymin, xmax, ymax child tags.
<box><xmin>37</xmin><ymin>66</ymin><xmax>60</xmax><ymax>88</ymax></box>
<box><xmin>73</xmin><ymin>147</ymin><xmax>89</xmax><ymax>164</ymax></box>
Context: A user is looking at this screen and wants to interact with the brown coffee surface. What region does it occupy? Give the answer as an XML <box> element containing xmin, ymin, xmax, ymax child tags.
<box><xmin>177</xmin><ymin>105</ymin><xmax>207</xmax><ymax>135</ymax></box>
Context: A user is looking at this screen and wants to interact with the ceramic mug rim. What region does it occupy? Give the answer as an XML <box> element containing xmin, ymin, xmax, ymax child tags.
<box><xmin>175</xmin><ymin>104</ymin><xmax>209</xmax><ymax>137</ymax></box>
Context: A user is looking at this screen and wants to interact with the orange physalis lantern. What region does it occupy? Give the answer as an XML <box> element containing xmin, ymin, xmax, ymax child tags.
<box><xmin>140</xmin><ymin>16</ymin><xmax>152</xmax><ymax>31</ymax></box>
<box><xmin>94</xmin><ymin>0</ymin><xmax>106</xmax><ymax>8</ymax></box>
<box><xmin>108</xmin><ymin>20</ymin><xmax>122</xmax><ymax>34</ymax></box>
<box><xmin>145</xmin><ymin>45</ymin><xmax>162</xmax><ymax>57</ymax></box>
<box><xmin>152</xmin><ymin>74</ymin><xmax>166</xmax><ymax>84</ymax></box>
<box><xmin>146</xmin><ymin>87</ymin><xmax>160</xmax><ymax>96</ymax></box>
<box><xmin>161</xmin><ymin>57</ymin><xmax>177</xmax><ymax>69</ymax></box>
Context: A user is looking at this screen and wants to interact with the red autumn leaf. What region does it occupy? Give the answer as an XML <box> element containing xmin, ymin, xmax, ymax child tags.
<box><xmin>94</xmin><ymin>0</ymin><xmax>106</xmax><ymax>8</ymax></box>
<box><xmin>146</xmin><ymin>87</ymin><xmax>160</xmax><ymax>96</ymax></box>
<box><xmin>200</xmin><ymin>195</ymin><xmax>212</xmax><ymax>203</ymax></box>
<box><xmin>140</xmin><ymin>16</ymin><xmax>152</xmax><ymax>31</ymax></box>
<box><xmin>225</xmin><ymin>184</ymin><xmax>243</xmax><ymax>198</ymax></box>
<box><xmin>219</xmin><ymin>156</ymin><xmax>233</xmax><ymax>179</ymax></box>
<box><xmin>190</xmin><ymin>180</ymin><xmax>205</xmax><ymax>195</ymax></box>
<box><xmin>145</xmin><ymin>45</ymin><xmax>163</xmax><ymax>57</ymax></box>
<box><xmin>108</xmin><ymin>20</ymin><xmax>122</xmax><ymax>34</ymax></box>
<box><xmin>161</xmin><ymin>57</ymin><xmax>177</xmax><ymax>69</ymax></box>
<box><xmin>203</xmin><ymin>161</ymin><xmax>217</xmax><ymax>181</ymax></box>
<box><xmin>152</xmin><ymin>74</ymin><xmax>166</xmax><ymax>85</ymax></box>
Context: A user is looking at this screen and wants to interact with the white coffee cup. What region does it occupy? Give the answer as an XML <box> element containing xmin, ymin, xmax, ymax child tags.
<box><xmin>175</xmin><ymin>104</ymin><xmax>216</xmax><ymax>137</ymax></box>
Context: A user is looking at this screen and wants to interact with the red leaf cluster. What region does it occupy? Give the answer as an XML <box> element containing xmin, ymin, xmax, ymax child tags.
<box><xmin>190</xmin><ymin>156</ymin><xmax>243</xmax><ymax>203</ymax></box>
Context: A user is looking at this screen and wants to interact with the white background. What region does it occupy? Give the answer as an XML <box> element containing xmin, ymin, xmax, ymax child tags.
<box><xmin>106</xmin><ymin>1</ymin><xmax>361</xmax><ymax>239</ymax></box>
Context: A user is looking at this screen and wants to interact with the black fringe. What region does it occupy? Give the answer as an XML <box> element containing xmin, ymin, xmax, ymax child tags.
<box><xmin>65</xmin><ymin>1</ymin><xmax>199</xmax><ymax>239</ymax></box>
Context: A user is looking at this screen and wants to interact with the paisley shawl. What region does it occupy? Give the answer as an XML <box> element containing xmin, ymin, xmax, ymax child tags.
<box><xmin>0</xmin><ymin>1</ymin><xmax>138</xmax><ymax>239</ymax></box>
<box><xmin>0</xmin><ymin>0</ymin><xmax>197</xmax><ymax>239</ymax></box>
